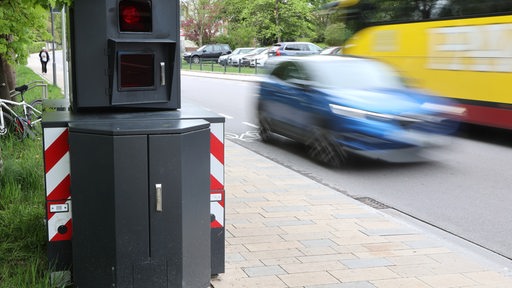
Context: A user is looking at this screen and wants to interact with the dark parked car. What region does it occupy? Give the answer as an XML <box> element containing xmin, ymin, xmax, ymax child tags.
<box><xmin>257</xmin><ymin>55</ymin><xmax>465</xmax><ymax>166</ymax></box>
<box><xmin>183</xmin><ymin>44</ymin><xmax>231</xmax><ymax>64</ymax></box>
<box><xmin>268</xmin><ymin>42</ymin><xmax>322</xmax><ymax>57</ymax></box>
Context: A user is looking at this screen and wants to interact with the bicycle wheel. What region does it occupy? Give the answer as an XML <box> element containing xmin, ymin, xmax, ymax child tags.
<box><xmin>26</xmin><ymin>99</ymin><xmax>43</xmax><ymax>136</ymax></box>
<box><xmin>3</xmin><ymin>113</ymin><xmax>27</xmax><ymax>140</ymax></box>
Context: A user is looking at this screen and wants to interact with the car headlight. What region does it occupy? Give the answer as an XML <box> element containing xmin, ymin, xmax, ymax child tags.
<box><xmin>421</xmin><ymin>102</ymin><xmax>466</xmax><ymax>116</ymax></box>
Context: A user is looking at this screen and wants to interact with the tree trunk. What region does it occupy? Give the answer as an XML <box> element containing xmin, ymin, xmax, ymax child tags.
<box><xmin>0</xmin><ymin>55</ymin><xmax>10</xmax><ymax>100</ymax></box>
<box><xmin>4</xmin><ymin>58</ymin><xmax>16</xmax><ymax>91</ymax></box>
<box><xmin>0</xmin><ymin>55</ymin><xmax>16</xmax><ymax>100</ymax></box>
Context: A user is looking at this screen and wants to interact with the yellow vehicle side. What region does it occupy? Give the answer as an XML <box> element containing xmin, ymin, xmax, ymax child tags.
<box><xmin>344</xmin><ymin>15</ymin><xmax>512</xmax><ymax>128</ymax></box>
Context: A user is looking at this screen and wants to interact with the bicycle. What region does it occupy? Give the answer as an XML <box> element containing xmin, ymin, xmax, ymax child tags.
<box><xmin>0</xmin><ymin>84</ymin><xmax>43</xmax><ymax>140</ymax></box>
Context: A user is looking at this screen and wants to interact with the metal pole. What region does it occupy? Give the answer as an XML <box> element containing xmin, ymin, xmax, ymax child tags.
<box><xmin>61</xmin><ymin>6</ymin><xmax>69</xmax><ymax>99</ymax></box>
<box><xmin>275</xmin><ymin>0</ymin><xmax>280</xmax><ymax>42</ymax></box>
<box><xmin>50</xmin><ymin>6</ymin><xmax>57</xmax><ymax>86</ymax></box>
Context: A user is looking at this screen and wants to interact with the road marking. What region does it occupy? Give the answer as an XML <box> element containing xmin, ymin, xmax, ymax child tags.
<box><xmin>218</xmin><ymin>113</ymin><xmax>233</xmax><ymax>119</ymax></box>
<box><xmin>226</xmin><ymin>131</ymin><xmax>260</xmax><ymax>142</ymax></box>
<box><xmin>243</xmin><ymin>122</ymin><xmax>259</xmax><ymax>128</ymax></box>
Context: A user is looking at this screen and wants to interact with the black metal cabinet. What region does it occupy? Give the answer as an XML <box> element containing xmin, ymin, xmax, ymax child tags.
<box><xmin>68</xmin><ymin>119</ymin><xmax>210</xmax><ymax>288</ymax></box>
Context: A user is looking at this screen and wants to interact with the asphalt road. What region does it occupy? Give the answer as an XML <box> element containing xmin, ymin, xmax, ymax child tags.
<box><xmin>182</xmin><ymin>75</ymin><xmax>512</xmax><ymax>262</ymax></box>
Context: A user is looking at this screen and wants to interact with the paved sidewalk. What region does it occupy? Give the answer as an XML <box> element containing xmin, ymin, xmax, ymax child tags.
<box><xmin>213</xmin><ymin>141</ymin><xmax>512</xmax><ymax>288</ymax></box>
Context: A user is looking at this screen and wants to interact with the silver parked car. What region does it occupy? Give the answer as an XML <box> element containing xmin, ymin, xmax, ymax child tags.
<box><xmin>241</xmin><ymin>48</ymin><xmax>269</xmax><ymax>67</ymax></box>
<box><xmin>228</xmin><ymin>47</ymin><xmax>255</xmax><ymax>66</ymax></box>
<box><xmin>268</xmin><ymin>42</ymin><xmax>322</xmax><ymax>57</ymax></box>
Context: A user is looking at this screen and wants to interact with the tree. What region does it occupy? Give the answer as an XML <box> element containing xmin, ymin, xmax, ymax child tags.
<box><xmin>438</xmin><ymin>0</ymin><xmax>512</xmax><ymax>17</ymax></box>
<box><xmin>0</xmin><ymin>0</ymin><xmax>70</xmax><ymax>100</ymax></box>
<box><xmin>324</xmin><ymin>23</ymin><xmax>348</xmax><ymax>46</ymax></box>
<box><xmin>181</xmin><ymin>0</ymin><xmax>224</xmax><ymax>46</ymax></box>
<box><xmin>221</xmin><ymin>0</ymin><xmax>318</xmax><ymax>46</ymax></box>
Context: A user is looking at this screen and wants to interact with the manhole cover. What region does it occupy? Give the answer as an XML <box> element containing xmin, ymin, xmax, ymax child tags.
<box><xmin>355</xmin><ymin>197</ymin><xmax>390</xmax><ymax>209</ymax></box>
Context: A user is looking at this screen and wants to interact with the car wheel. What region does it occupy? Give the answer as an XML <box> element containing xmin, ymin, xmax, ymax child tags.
<box><xmin>307</xmin><ymin>129</ymin><xmax>346</xmax><ymax>168</ymax></box>
<box><xmin>192</xmin><ymin>56</ymin><xmax>200</xmax><ymax>64</ymax></box>
<box><xmin>258</xmin><ymin>115</ymin><xmax>273</xmax><ymax>143</ymax></box>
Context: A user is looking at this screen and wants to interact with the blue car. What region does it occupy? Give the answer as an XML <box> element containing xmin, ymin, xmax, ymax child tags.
<box><xmin>257</xmin><ymin>55</ymin><xmax>466</xmax><ymax>166</ymax></box>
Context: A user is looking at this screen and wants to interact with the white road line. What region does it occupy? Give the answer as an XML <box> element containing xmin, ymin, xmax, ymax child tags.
<box><xmin>218</xmin><ymin>113</ymin><xmax>234</xmax><ymax>119</ymax></box>
<box><xmin>242</xmin><ymin>122</ymin><xmax>259</xmax><ymax>128</ymax></box>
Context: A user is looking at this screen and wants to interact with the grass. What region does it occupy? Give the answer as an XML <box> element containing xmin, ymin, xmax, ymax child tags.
<box><xmin>0</xmin><ymin>65</ymin><xmax>63</xmax><ymax>288</ymax></box>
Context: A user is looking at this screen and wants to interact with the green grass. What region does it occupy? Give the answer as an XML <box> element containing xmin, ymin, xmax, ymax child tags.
<box><xmin>0</xmin><ymin>65</ymin><xmax>63</xmax><ymax>288</ymax></box>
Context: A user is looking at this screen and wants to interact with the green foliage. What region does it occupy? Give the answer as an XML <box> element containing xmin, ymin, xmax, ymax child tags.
<box><xmin>211</xmin><ymin>34</ymin><xmax>236</xmax><ymax>50</ymax></box>
<box><xmin>0</xmin><ymin>1</ymin><xmax>50</xmax><ymax>65</ymax></box>
<box><xmin>220</xmin><ymin>0</ymin><xmax>318</xmax><ymax>46</ymax></box>
<box><xmin>221</xmin><ymin>25</ymin><xmax>258</xmax><ymax>48</ymax></box>
<box><xmin>324</xmin><ymin>23</ymin><xmax>348</xmax><ymax>46</ymax></box>
<box><xmin>0</xmin><ymin>0</ymin><xmax>70</xmax><ymax>94</ymax></box>
<box><xmin>28</xmin><ymin>42</ymin><xmax>48</xmax><ymax>54</ymax></box>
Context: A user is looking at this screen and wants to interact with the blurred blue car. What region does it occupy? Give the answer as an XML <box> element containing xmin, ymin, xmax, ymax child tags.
<box><xmin>257</xmin><ymin>55</ymin><xmax>466</xmax><ymax>166</ymax></box>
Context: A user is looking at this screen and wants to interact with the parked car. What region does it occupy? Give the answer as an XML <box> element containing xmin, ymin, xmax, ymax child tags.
<box><xmin>183</xmin><ymin>44</ymin><xmax>231</xmax><ymax>64</ymax></box>
<box><xmin>240</xmin><ymin>48</ymin><xmax>269</xmax><ymax>67</ymax></box>
<box><xmin>267</xmin><ymin>42</ymin><xmax>322</xmax><ymax>57</ymax></box>
<box><xmin>320</xmin><ymin>46</ymin><xmax>343</xmax><ymax>55</ymax></box>
<box><xmin>227</xmin><ymin>47</ymin><xmax>255</xmax><ymax>66</ymax></box>
<box><xmin>257</xmin><ymin>55</ymin><xmax>465</xmax><ymax>167</ymax></box>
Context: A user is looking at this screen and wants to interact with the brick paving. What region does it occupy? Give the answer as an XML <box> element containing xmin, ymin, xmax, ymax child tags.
<box><xmin>211</xmin><ymin>141</ymin><xmax>512</xmax><ymax>288</ymax></box>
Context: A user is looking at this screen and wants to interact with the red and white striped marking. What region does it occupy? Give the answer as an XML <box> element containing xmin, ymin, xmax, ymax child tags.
<box><xmin>210</xmin><ymin>123</ymin><xmax>225</xmax><ymax>228</ymax></box>
<box><xmin>44</xmin><ymin>122</ymin><xmax>225</xmax><ymax>239</ymax></box>
<box><xmin>44</xmin><ymin>127</ymin><xmax>72</xmax><ymax>242</ymax></box>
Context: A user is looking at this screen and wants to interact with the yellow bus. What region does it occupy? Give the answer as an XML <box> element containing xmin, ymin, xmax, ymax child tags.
<box><xmin>326</xmin><ymin>0</ymin><xmax>512</xmax><ymax>129</ymax></box>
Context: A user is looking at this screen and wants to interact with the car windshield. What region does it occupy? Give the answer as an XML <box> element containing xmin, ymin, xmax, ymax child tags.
<box><xmin>197</xmin><ymin>45</ymin><xmax>207</xmax><ymax>51</ymax></box>
<box><xmin>233</xmin><ymin>48</ymin><xmax>253</xmax><ymax>55</ymax></box>
<box><xmin>270</xmin><ymin>45</ymin><xmax>281</xmax><ymax>51</ymax></box>
<box><xmin>248</xmin><ymin>48</ymin><xmax>266</xmax><ymax>55</ymax></box>
<box><xmin>320</xmin><ymin>47</ymin><xmax>339</xmax><ymax>55</ymax></box>
<box><xmin>310</xmin><ymin>60</ymin><xmax>405</xmax><ymax>90</ymax></box>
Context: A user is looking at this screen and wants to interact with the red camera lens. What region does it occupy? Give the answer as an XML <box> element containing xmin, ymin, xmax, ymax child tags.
<box><xmin>119</xmin><ymin>0</ymin><xmax>152</xmax><ymax>32</ymax></box>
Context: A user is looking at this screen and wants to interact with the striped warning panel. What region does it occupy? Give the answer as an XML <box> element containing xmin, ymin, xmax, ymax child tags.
<box><xmin>44</xmin><ymin>123</ymin><xmax>225</xmax><ymax>236</ymax></box>
<box><xmin>44</xmin><ymin>127</ymin><xmax>72</xmax><ymax>242</ymax></box>
<box><xmin>210</xmin><ymin>123</ymin><xmax>225</xmax><ymax>228</ymax></box>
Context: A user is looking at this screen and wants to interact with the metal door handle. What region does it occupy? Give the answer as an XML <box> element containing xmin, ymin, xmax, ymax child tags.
<box><xmin>160</xmin><ymin>62</ymin><xmax>166</xmax><ymax>86</ymax></box>
<box><xmin>155</xmin><ymin>184</ymin><xmax>162</xmax><ymax>212</ymax></box>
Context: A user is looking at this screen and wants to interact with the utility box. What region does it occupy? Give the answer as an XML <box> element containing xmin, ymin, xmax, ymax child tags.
<box><xmin>68</xmin><ymin>118</ymin><xmax>210</xmax><ymax>287</ymax></box>
<box><xmin>43</xmin><ymin>107</ymin><xmax>226</xmax><ymax>286</ymax></box>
